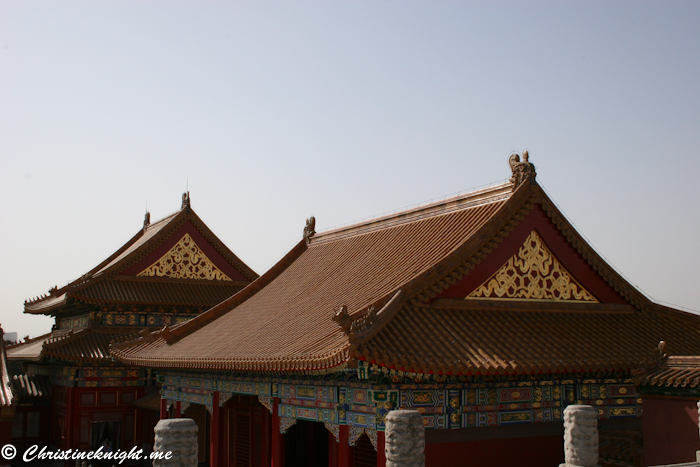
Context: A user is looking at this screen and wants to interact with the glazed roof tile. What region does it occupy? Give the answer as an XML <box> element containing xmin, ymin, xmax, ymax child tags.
<box><xmin>70</xmin><ymin>276</ymin><xmax>248</xmax><ymax>307</ymax></box>
<box><xmin>24</xmin><ymin>198</ymin><xmax>258</xmax><ymax>316</ymax></box>
<box><xmin>639</xmin><ymin>356</ymin><xmax>700</xmax><ymax>388</ymax></box>
<box><xmin>8</xmin><ymin>327</ymin><xmax>142</xmax><ymax>364</ymax></box>
<box><xmin>356</xmin><ymin>302</ymin><xmax>700</xmax><ymax>375</ymax></box>
<box><xmin>112</xmin><ymin>174</ymin><xmax>700</xmax><ymax>376</ymax></box>
<box><xmin>10</xmin><ymin>374</ymin><xmax>52</xmax><ymax>402</ymax></box>
<box><xmin>112</xmin><ymin>183</ymin><xmax>512</xmax><ymax>372</ymax></box>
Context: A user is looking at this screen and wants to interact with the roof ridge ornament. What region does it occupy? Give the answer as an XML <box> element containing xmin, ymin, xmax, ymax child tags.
<box><xmin>508</xmin><ymin>150</ymin><xmax>537</xmax><ymax>191</ymax></box>
<box><xmin>303</xmin><ymin>216</ymin><xmax>316</xmax><ymax>243</ymax></box>
<box><xmin>181</xmin><ymin>191</ymin><xmax>191</xmax><ymax>210</ymax></box>
<box><xmin>143</xmin><ymin>211</ymin><xmax>151</xmax><ymax>230</ymax></box>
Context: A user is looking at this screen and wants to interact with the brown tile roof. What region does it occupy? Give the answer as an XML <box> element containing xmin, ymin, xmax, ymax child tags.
<box><xmin>112</xmin><ymin>183</ymin><xmax>513</xmax><ymax>372</ymax></box>
<box><xmin>10</xmin><ymin>374</ymin><xmax>52</xmax><ymax>402</ymax></box>
<box><xmin>112</xmin><ymin>178</ymin><xmax>700</xmax><ymax>376</ymax></box>
<box><xmin>8</xmin><ymin>327</ymin><xmax>142</xmax><ymax>364</ymax></box>
<box><xmin>5</xmin><ymin>333</ymin><xmax>53</xmax><ymax>362</ymax></box>
<box><xmin>638</xmin><ymin>356</ymin><xmax>700</xmax><ymax>388</ymax></box>
<box><xmin>70</xmin><ymin>276</ymin><xmax>248</xmax><ymax>307</ymax></box>
<box><xmin>354</xmin><ymin>300</ymin><xmax>700</xmax><ymax>375</ymax></box>
<box><xmin>24</xmin><ymin>198</ymin><xmax>258</xmax><ymax>316</ymax></box>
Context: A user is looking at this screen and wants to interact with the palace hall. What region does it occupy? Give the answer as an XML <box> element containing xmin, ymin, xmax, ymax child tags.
<box><xmin>107</xmin><ymin>154</ymin><xmax>700</xmax><ymax>466</ymax></box>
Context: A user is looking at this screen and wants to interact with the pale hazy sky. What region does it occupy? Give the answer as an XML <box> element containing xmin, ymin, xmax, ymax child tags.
<box><xmin>1</xmin><ymin>1</ymin><xmax>699</xmax><ymax>340</ymax></box>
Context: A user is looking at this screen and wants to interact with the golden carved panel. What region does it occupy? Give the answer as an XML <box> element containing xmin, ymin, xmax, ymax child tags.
<box><xmin>137</xmin><ymin>233</ymin><xmax>232</xmax><ymax>281</ymax></box>
<box><xmin>468</xmin><ymin>230</ymin><xmax>597</xmax><ymax>301</ymax></box>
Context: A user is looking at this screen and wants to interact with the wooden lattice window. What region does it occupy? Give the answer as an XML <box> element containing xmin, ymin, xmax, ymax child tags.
<box><xmin>354</xmin><ymin>434</ymin><xmax>376</xmax><ymax>467</ymax></box>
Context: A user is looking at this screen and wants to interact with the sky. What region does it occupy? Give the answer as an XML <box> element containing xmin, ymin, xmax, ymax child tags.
<box><xmin>1</xmin><ymin>1</ymin><xmax>698</xmax><ymax>340</ymax></box>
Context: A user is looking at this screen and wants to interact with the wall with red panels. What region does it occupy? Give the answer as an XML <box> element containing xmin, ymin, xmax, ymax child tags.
<box><xmin>425</xmin><ymin>435</ymin><xmax>564</xmax><ymax>466</ymax></box>
<box><xmin>642</xmin><ymin>395</ymin><xmax>700</xmax><ymax>465</ymax></box>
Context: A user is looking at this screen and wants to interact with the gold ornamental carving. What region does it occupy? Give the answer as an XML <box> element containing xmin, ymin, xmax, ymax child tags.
<box><xmin>467</xmin><ymin>230</ymin><xmax>597</xmax><ymax>302</ymax></box>
<box><xmin>137</xmin><ymin>233</ymin><xmax>232</xmax><ymax>281</ymax></box>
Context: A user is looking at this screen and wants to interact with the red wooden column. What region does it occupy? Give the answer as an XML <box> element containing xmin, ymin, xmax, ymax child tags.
<box><xmin>159</xmin><ymin>398</ymin><xmax>168</xmax><ymax>419</ymax></box>
<box><xmin>175</xmin><ymin>401</ymin><xmax>182</xmax><ymax>418</ymax></box>
<box><xmin>338</xmin><ymin>425</ymin><xmax>351</xmax><ymax>467</ymax></box>
<box><xmin>271</xmin><ymin>397</ymin><xmax>284</xmax><ymax>467</ymax></box>
<box><xmin>376</xmin><ymin>431</ymin><xmax>386</xmax><ymax>467</ymax></box>
<box><xmin>210</xmin><ymin>391</ymin><xmax>221</xmax><ymax>467</ymax></box>
<box><xmin>261</xmin><ymin>403</ymin><xmax>272</xmax><ymax>467</ymax></box>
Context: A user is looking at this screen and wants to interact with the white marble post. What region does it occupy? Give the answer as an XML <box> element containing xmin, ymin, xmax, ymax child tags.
<box><xmin>560</xmin><ymin>405</ymin><xmax>600</xmax><ymax>467</ymax></box>
<box><xmin>384</xmin><ymin>410</ymin><xmax>425</xmax><ymax>467</ymax></box>
<box><xmin>153</xmin><ymin>418</ymin><xmax>198</xmax><ymax>467</ymax></box>
<box><xmin>696</xmin><ymin>401</ymin><xmax>700</xmax><ymax>462</ymax></box>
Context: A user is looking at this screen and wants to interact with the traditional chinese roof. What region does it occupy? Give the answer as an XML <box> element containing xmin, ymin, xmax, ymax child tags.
<box><xmin>637</xmin><ymin>355</ymin><xmax>700</xmax><ymax>389</ymax></box>
<box><xmin>10</xmin><ymin>374</ymin><xmax>52</xmax><ymax>403</ymax></box>
<box><xmin>111</xmin><ymin>156</ymin><xmax>700</xmax><ymax>376</ymax></box>
<box><xmin>24</xmin><ymin>193</ymin><xmax>258</xmax><ymax>316</ymax></box>
<box><xmin>7</xmin><ymin>326</ymin><xmax>143</xmax><ymax>364</ymax></box>
<box><xmin>0</xmin><ymin>327</ymin><xmax>16</xmax><ymax>407</ymax></box>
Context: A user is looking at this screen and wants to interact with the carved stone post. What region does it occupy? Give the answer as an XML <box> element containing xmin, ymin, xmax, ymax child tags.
<box><xmin>384</xmin><ymin>410</ymin><xmax>425</xmax><ymax>467</ymax></box>
<box><xmin>560</xmin><ymin>405</ymin><xmax>600</xmax><ymax>467</ymax></box>
<box><xmin>153</xmin><ymin>418</ymin><xmax>198</xmax><ymax>467</ymax></box>
<box><xmin>696</xmin><ymin>401</ymin><xmax>700</xmax><ymax>462</ymax></box>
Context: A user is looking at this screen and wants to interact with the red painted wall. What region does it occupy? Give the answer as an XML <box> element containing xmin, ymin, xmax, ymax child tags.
<box><xmin>643</xmin><ymin>396</ymin><xmax>700</xmax><ymax>465</ymax></box>
<box><xmin>425</xmin><ymin>435</ymin><xmax>564</xmax><ymax>467</ymax></box>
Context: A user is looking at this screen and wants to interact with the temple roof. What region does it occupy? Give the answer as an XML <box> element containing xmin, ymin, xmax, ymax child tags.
<box><xmin>7</xmin><ymin>326</ymin><xmax>144</xmax><ymax>364</ymax></box>
<box><xmin>10</xmin><ymin>374</ymin><xmax>52</xmax><ymax>403</ymax></box>
<box><xmin>111</xmin><ymin>156</ymin><xmax>700</xmax><ymax>376</ymax></box>
<box><xmin>637</xmin><ymin>355</ymin><xmax>700</xmax><ymax>389</ymax></box>
<box><xmin>24</xmin><ymin>193</ymin><xmax>258</xmax><ymax>316</ymax></box>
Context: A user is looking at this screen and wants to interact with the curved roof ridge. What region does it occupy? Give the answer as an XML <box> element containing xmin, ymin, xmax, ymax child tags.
<box><xmin>311</xmin><ymin>181</ymin><xmax>513</xmax><ymax>245</ymax></box>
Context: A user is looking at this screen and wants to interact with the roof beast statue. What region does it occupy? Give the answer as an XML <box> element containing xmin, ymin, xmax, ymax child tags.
<box><xmin>509</xmin><ymin>150</ymin><xmax>537</xmax><ymax>191</ymax></box>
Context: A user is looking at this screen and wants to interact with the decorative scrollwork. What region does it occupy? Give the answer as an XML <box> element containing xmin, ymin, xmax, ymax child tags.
<box><xmin>349</xmin><ymin>426</ymin><xmax>365</xmax><ymax>446</ymax></box>
<box><xmin>258</xmin><ymin>396</ymin><xmax>274</xmax><ymax>414</ymax></box>
<box><xmin>365</xmin><ymin>427</ymin><xmax>378</xmax><ymax>450</ymax></box>
<box><xmin>324</xmin><ymin>422</ymin><xmax>340</xmax><ymax>443</ymax></box>
<box><xmin>137</xmin><ymin>233</ymin><xmax>232</xmax><ymax>281</ymax></box>
<box><xmin>468</xmin><ymin>230</ymin><xmax>597</xmax><ymax>301</ymax></box>
<box><xmin>280</xmin><ymin>417</ymin><xmax>297</xmax><ymax>434</ymax></box>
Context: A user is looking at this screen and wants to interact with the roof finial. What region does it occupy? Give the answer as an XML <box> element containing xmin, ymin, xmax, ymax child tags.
<box><xmin>181</xmin><ymin>191</ymin><xmax>191</xmax><ymax>210</ymax></box>
<box><xmin>508</xmin><ymin>150</ymin><xmax>537</xmax><ymax>191</ymax></box>
<box><xmin>303</xmin><ymin>216</ymin><xmax>316</xmax><ymax>243</ymax></box>
<box><xmin>143</xmin><ymin>211</ymin><xmax>151</xmax><ymax>230</ymax></box>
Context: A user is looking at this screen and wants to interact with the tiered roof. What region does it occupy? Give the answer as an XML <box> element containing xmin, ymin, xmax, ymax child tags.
<box><xmin>112</xmin><ymin>156</ymin><xmax>700</xmax><ymax>376</ymax></box>
<box><xmin>10</xmin><ymin>194</ymin><xmax>258</xmax><ymax>366</ymax></box>
<box><xmin>24</xmin><ymin>193</ymin><xmax>257</xmax><ymax>316</ymax></box>
<box><xmin>7</xmin><ymin>326</ymin><xmax>142</xmax><ymax>363</ymax></box>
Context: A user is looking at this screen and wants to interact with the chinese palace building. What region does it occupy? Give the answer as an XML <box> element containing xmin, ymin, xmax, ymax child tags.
<box><xmin>111</xmin><ymin>154</ymin><xmax>700</xmax><ymax>467</ymax></box>
<box><xmin>6</xmin><ymin>193</ymin><xmax>258</xmax><ymax>457</ymax></box>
